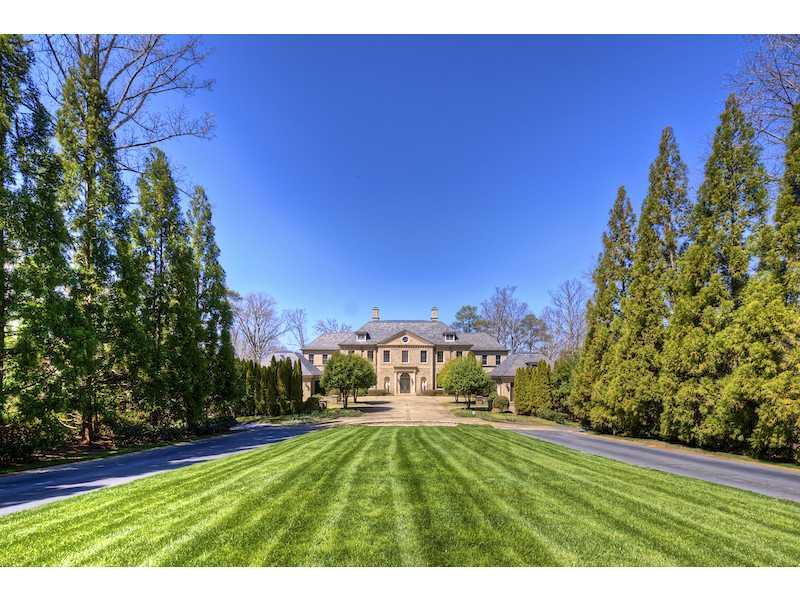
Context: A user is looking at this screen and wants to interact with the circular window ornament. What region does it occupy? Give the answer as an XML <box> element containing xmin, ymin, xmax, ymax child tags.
<box><xmin>402</xmin><ymin>336</ymin><xmax>409</xmax><ymax>343</ymax></box>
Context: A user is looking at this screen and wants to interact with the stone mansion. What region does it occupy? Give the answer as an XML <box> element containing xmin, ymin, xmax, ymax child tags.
<box><xmin>302</xmin><ymin>307</ymin><xmax>509</xmax><ymax>395</ymax></box>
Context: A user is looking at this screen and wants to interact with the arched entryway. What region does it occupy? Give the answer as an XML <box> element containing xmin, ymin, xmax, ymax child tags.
<box><xmin>399</xmin><ymin>372</ymin><xmax>411</xmax><ymax>394</ymax></box>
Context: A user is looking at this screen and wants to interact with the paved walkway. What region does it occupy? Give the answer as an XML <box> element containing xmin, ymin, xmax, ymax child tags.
<box><xmin>333</xmin><ymin>394</ymin><xmax>473</xmax><ymax>425</ymax></box>
<box><xmin>516</xmin><ymin>429</ymin><xmax>800</xmax><ymax>503</ymax></box>
<box><xmin>0</xmin><ymin>424</ymin><xmax>315</xmax><ymax>517</ymax></box>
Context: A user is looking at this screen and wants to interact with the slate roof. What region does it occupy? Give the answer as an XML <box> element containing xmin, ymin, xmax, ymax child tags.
<box><xmin>490</xmin><ymin>352</ymin><xmax>549</xmax><ymax>379</ymax></box>
<box><xmin>262</xmin><ymin>350</ymin><xmax>321</xmax><ymax>377</ymax></box>
<box><xmin>303</xmin><ymin>320</ymin><xmax>507</xmax><ymax>351</ymax></box>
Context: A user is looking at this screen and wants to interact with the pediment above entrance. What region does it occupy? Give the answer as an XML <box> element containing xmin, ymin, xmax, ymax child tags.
<box><xmin>379</xmin><ymin>330</ymin><xmax>433</xmax><ymax>346</ymax></box>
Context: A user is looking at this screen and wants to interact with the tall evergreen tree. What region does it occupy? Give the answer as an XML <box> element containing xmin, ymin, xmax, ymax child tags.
<box><xmin>660</xmin><ymin>95</ymin><xmax>769</xmax><ymax>447</ymax></box>
<box><xmin>135</xmin><ymin>148</ymin><xmax>203</xmax><ymax>429</ymax></box>
<box><xmin>189</xmin><ymin>186</ymin><xmax>236</xmax><ymax>416</ymax></box>
<box><xmin>602</xmin><ymin>128</ymin><xmax>690</xmax><ymax>436</ymax></box>
<box><xmin>56</xmin><ymin>53</ymin><xmax>129</xmax><ymax>442</ymax></box>
<box><xmin>745</xmin><ymin>103</ymin><xmax>800</xmax><ymax>460</ymax></box>
<box><xmin>570</xmin><ymin>186</ymin><xmax>635</xmax><ymax>425</ymax></box>
<box><xmin>0</xmin><ymin>35</ymin><xmax>70</xmax><ymax>421</ymax></box>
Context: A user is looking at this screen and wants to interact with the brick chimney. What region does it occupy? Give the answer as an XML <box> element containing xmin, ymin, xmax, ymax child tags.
<box><xmin>372</xmin><ymin>306</ymin><xmax>380</xmax><ymax>321</ymax></box>
<box><xmin>431</xmin><ymin>306</ymin><xmax>439</xmax><ymax>321</ymax></box>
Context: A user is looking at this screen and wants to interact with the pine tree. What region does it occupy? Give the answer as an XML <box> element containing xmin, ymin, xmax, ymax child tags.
<box><xmin>56</xmin><ymin>53</ymin><xmax>129</xmax><ymax>442</ymax></box>
<box><xmin>278</xmin><ymin>358</ymin><xmax>293</xmax><ymax>412</ymax></box>
<box><xmin>603</xmin><ymin>128</ymin><xmax>690</xmax><ymax>436</ymax></box>
<box><xmin>660</xmin><ymin>95</ymin><xmax>769</xmax><ymax>448</ymax></box>
<box><xmin>570</xmin><ymin>186</ymin><xmax>635</xmax><ymax>427</ymax></box>
<box><xmin>0</xmin><ymin>35</ymin><xmax>70</xmax><ymax>421</ymax></box>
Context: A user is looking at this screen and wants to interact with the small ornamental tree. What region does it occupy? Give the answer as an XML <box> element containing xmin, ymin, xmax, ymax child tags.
<box><xmin>349</xmin><ymin>355</ymin><xmax>376</xmax><ymax>404</ymax></box>
<box><xmin>321</xmin><ymin>352</ymin><xmax>351</xmax><ymax>407</ymax></box>
<box><xmin>441</xmin><ymin>355</ymin><xmax>491</xmax><ymax>409</ymax></box>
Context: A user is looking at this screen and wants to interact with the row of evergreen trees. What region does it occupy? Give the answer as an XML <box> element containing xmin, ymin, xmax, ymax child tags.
<box><xmin>239</xmin><ymin>357</ymin><xmax>309</xmax><ymax>417</ymax></box>
<box><xmin>0</xmin><ymin>35</ymin><xmax>238</xmax><ymax>450</ymax></box>
<box><xmin>570</xmin><ymin>95</ymin><xmax>800</xmax><ymax>461</ymax></box>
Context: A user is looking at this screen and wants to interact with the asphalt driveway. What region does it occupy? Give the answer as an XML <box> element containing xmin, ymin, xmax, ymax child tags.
<box><xmin>0</xmin><ymin>424</ymin><xmax>316</xmax><ymax>517</ymax></box>
<box><xmin>516</xmin><ymin>429</ymin><xmax>800</xmax><ymax>503</ymax></box>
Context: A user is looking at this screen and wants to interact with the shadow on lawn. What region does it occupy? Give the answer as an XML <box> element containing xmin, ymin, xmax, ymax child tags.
<box><xmin>0</xmin><ymin>424</ymin><xmax>319</xmax><ymax>516</ymax></box>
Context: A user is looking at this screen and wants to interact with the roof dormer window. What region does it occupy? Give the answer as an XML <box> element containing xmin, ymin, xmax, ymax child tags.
<box><xmin>356</xmin><ymin>331</ymin><xmax>369</xmax><ymax>341</ymax></box>
<box><xmin>444</xmin><ymin>332</ymin><xmax>456</xmax><ymax>341</ymax></box>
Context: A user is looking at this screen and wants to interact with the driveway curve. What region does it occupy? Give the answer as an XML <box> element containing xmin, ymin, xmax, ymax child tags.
<box><xmin>517</xmin><ymin>429</ymin><xmax>800</xmax><ymax>503</ymax></box>
<box><xmin>0</xmin><ymin>424</ymin><xmax>316</xmax><ymax>516</ymax></box>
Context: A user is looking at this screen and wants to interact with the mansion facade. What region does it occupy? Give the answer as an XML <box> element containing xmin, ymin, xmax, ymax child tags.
<box><xmin>302</xmin><ymin>307</ymin><xmax>509</xmax><ymax>395</ymax></box>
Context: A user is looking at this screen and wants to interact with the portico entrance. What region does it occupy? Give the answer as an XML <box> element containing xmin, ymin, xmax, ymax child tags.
<box><xmin>399</xmin><ymin>372</ymin><xmax>411</xmax><ymax>394</ymax></box>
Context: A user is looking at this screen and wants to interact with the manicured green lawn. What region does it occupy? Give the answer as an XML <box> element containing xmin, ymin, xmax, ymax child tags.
<box><xmin>1</xmin><ymin>426</ymin><xmax>799</xmax><ymax>566</ymax></box>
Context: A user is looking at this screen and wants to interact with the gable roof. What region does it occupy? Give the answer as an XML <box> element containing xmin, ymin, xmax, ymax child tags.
<box><xmin>490</xmin><ymin>352</ymin><xmax>549</xmax><ymax>378</ymax></box>
<box><xmin>262</xmin><ymin>350</ymin><xmax>321</xmax><ymax>377</ymax></box>
<box><xmin>303</xmin><ymin>320</ymin><xmax>507</xmax><ymax>352</ymax></box>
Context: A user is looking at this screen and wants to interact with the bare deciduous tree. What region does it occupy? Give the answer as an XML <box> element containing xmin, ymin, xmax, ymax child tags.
<box><xmin>541</xmin><ymin>279</ymin><xmax>588</xmax><ymax>361</ymax></box>
<box><xmin>233</xmin><ymin>293</ymin><xmax>284</xmax><ymax>363</ymax></box>
<box><xmin>731</xmin><ymin>35</ymin><xmax>800</xmax><ymax>146</ymax></box>
<box><xmin>313</xmin><ymin>318</ymin><xmax>352</xmax><ymax>336</ymax></box>
<box><xmin>283</xmin><ymin>308</ymin><xmax>307</xmax><ymax>349</ymax></box>
<box><xmin>479</xmin><ymin>285</ymin><xmax>530</xmax><ymax>352</ymax></box>
<box><xmin>37</xmin><ymin>34</ymin><xmax>214</xmax><ymax>172</ymax></box>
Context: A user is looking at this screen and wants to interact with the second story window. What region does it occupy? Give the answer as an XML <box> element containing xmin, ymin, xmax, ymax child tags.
<box><xmin>383</xmin><ymin>350</ymin><xmax>390</xmax><ymax>363</ymax></box>
<box><xmin>308</xmin><ymin>353</ymin><xmax>314</xmax><ymax>362</ymax></box>
<box><xmin>436</xmin><ymin>351</ymin><xmax>444</xmax><ymax>363</ymax></box>
<box><xmin>481</xmin><ymin>354</ymin><xmax>487</xmax><ymax>366</ymax></box>
<box><xmin>495</xmin><ymin>354</ymin><xmax>501</xmax><ymax>365</ymax></box>
<box><xmin>402</xmin><ymin>350</ymin><xmax>408</xmax><ymax>363</ymax></box>
<box><xmin>367</xmin><ymin>350</ymin><xmax>374</xmax><ymax>361</ymax></box>
<box><xmin>420</xmin><ymin>350</ymin><xmax>427</xmax><ymax>363</ymax></box>
<box><xmin>322</xmin><ymin>354</ymin><xmax>328</xmax><ymax>364</ymax></box>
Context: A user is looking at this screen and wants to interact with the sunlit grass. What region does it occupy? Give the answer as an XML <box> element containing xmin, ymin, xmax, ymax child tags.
<box><xmin>1</xmin><ymin>426</ymin><xmax>798</xmax><ymax>566</ymax></box>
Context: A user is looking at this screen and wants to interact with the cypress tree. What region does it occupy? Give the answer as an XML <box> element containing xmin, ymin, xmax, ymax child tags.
<box><xmin>660</xmin><ymin>95</ymin><xmax>769</xmax><ymax>448</ymax></box>
<box><xmin>189</xmin><ymin>186</ymin><xmax>235</xmax><ymax>416</ymax></box>
<box><xmin>603</xmin><ymin>128</ymin><xmax>690</xmax><ymax>436</ymax></box>
<box><xmin>570</xmin><ymin>186</ymin><xmax>635</xmax><ymax>427</ymax></box>
<box><xmin>56</xmin><ymin>53</ymin><xmax>129</xmax><ymax>442</ymax></box>
<box><xmin>529</xmin><ymin>362</ymin><xmax>553</xmax><ymax>416</ymax></box>
<box><xmin>278</xmin><ymin>358</ymin><xmax>293</xmax><ymax>413</ymax></box>
<box><xmin>514</xmin><ymin>367</ymin><xmax>530</xmax><ymax>415</ymax></box>
<box><xmin>746</xmin><ymin>104</ymin><xmax>800</xmax><ymax>460</ymax></box>
<box><xmin>265</xmin><ymin>360</ymin><xmax>280</xmax><ymax>416</ymax></box>
<box><xmin>291</xmin><ymin>359</ymin><xmax>304</xmax><ymax>414</ymax></box>
<box><xmin>0</xmin><ymin>35</ymin><xmax>70</xmax><ymax>421</ymax></box>
<box><xmin>136</xmin><ymin>149</ymin><xmax>204</xmax><ymax>429</ymax></box>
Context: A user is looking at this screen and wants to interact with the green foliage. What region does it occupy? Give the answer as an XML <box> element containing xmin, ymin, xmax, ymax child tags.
<box><xmin>571</xmin><ymin>186</ymin><xmax>635</xmax><ymax>423</ymax></box>
<box><xmin>452</xmin><ymin>305</ymin><xmax>484</xmax><ymax>332</ymax></box>
<box><xmin>493</xmin><ymin>395</ymin><xmax>510</xmax><ymax>412</ymax></box>
<box><xmin>514</xmin><ymin>362</ymin><xmax>553</xmax><ymax>416</ymax></box>
<box><xmin>0</xmin><ymin>35</ymin><xmax>71</xmax><ymax>425</ymax></box>
<box><xmin>600</xmin><ymin>128</ymin><xmax>690</xmax><ymax>436</ymax></box>
<box><xmin>660</xmin><ymin>95</ymin><xmax>769</xmax><ymax>447</ymax></box>
<box><xmin>438</xmin><ymin>354</ymin><xmax>491</xmax><ymax>409</ymax></box>
<box><xmin>320</xmin><ymin>353</ymin><xmax>376</xmax><ymax>408</ymax></box>
<box><xmin>550</xmin><ymin>351</ymin><xmax>578</xmax><ymax>412</ymax></box>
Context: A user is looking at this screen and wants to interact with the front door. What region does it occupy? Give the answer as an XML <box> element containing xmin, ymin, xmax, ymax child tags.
<box><xmin>399</xmin><ymin>372</ymin><xmax>411</xmax><ymax>394</ymax></box>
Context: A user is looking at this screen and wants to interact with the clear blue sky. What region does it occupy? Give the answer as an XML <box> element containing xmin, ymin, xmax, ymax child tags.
<box><xmin>157</xmin><ymin>35</ymin><xmax>750</xmax><ymax>338</ymax></box>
